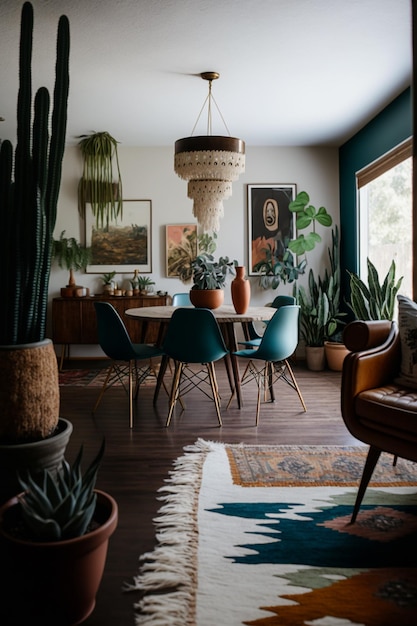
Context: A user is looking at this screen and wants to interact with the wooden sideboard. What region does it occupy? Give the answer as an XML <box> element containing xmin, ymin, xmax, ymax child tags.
<box><xmin>52</xmin><ymin>294</ymin><xmax>169</xmax><ymax>367</ymax></box>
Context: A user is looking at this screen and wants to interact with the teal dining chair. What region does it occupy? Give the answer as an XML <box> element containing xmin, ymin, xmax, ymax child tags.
<box><xmin>172</xmin><ymin>292</ymin><xmax>192</xmax><ymax>306</ymax></box>
<box><xmin>233</xmin><ymin>305</ymin><xmax>306</xmax><ymax>425</ymax></box>
<box><xmin>160</xmin><ymin>307</ymin><xmax>229</xmax><ymax>427</ymax></box>
<box><xmin>93</xmin><ymin>301</ymin><xmax>164</xmax><ymax>428</ymax></box>
<box><xmin>240</xmin><ymin>294</ymin><xmax>296</xmax><ymax>348</ymax></box>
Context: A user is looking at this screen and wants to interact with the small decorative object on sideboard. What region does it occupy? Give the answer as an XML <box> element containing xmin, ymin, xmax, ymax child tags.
<box><xmin>0</xmin><ymin>440</ymin><xmax>118</xmax><ymax>625</ymax></box>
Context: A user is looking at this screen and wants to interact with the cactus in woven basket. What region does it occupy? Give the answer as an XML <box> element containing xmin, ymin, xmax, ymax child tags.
<box><xmin>0</xmin><ymin>2</ymin><xmax>70</xmax><ymax>345</ymax></box>
<box><xmin>16</xmin><ymin>440</ymin><xmax>105</xmax><ymax>542</ymax></box>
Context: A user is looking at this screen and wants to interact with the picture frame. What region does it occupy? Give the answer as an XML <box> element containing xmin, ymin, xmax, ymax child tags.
<box><xmin>165</xmin><ymin>224</ymin><xmax>197</xmax><ymax>278</ymax></box>
<box><xmin>247</xmin><ymin>184</ymin><xmax>297</xmax><ymax>275</ymax></box>
<box><xmin>85</xmin><ymin>199</ymin><xmax>152</xmax><ymax>273</ymax></box>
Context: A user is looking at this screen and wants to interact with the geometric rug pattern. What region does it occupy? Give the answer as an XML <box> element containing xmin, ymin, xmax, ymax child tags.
<box><xmin>131</xmin><ymin>440</ymin><xmax>417</xmax><ymax>626</ymax></box>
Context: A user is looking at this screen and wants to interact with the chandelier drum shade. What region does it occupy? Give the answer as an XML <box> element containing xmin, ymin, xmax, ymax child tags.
<box><xmin>174</xmin><ymin>73</ymin><xmax>245</xmax><ymax>232</ymax></box>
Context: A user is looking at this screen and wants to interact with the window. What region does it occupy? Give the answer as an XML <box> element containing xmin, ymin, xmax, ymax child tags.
<box><xmin>357</xmin><ymin>138</ymin><xmax>413</xmax><ymax>307</ymax></box>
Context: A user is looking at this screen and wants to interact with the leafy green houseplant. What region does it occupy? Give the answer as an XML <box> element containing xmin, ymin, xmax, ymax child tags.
<box><xmin>0</xmin><ymin>2</ymin><xmax>70</xmax><ymax>454</ymax></box>
<box><xmin>347</xmin><ymin>258</ymin><xmax>403</xmax><ymax>321</ymax></box>
<box><xmin>78</xmin><ymin>131</ymin><xmax>123</xmax><ymax>230</ymax></box>
<box><xmin>0</xmin><ymin>440</ymin><xmax>118</xmax><ymax>624</ymax></box>
<box><xmin>137</xmin><ymin>275</ymin><xmax>155</xmax><ymax>293</ymax></box>
<box><xmin>254</xmin><ymin>191</ymin><xmax>333</xmax><ymax>290</ymax></box>
<box><xmin>53</xmin><ymin>230</ymin><xmax>92</xmax><ymax>293</ymax></box>
<box><xmin>188</xmin><ymin>233</ymin><xmax>237</xmax><ymax>309</ymax></box>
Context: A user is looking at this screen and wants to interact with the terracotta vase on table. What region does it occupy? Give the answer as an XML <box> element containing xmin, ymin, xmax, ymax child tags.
<box><xmin>231</xmin><ymin>266</ymin><xmax>251</xmax><ymax>314</ymax></box>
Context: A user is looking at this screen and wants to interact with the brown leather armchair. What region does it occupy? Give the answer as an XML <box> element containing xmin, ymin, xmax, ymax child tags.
<box><xmin>341</xmin><ymin>320</ymin><xmax>417</xmax><ymax>522</ymax></box>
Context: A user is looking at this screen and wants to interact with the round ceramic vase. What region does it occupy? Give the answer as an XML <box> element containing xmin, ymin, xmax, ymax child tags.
<box><xmin>231</xmin><ymin>266</ymin><xmax>251</xmax><ymax>314</ymax></box>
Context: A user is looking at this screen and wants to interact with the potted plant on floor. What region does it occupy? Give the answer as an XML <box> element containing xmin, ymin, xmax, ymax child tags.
<box><xmin>53</xmin><ymin>230</ymin><xmax>92</xmax><ymax>297</ymax></box>
<box><xmin>0</xmin><ymin>440</ymin><xmax>118</xmax><ymax>625</ymax></box>
<box><xmin>0</xmin><ymin>2</ymin><xmax>71</xmax><ymax>503</ymax></box>
<box><xmin>297</xmin><ymin>227</ymin><xmax>346</xmax><ymax>371</ymax></box>
<box><xmin>189</xmin><ymin>233</ymin><xmax>237</xmax><ymax>309</ymax></box>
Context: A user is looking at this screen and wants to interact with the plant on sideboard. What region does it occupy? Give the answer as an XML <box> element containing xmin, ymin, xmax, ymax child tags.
<box><xmin>53</xmin><ymin>230</ymin><xmax>92</xmax><ymax>291</ymax></box>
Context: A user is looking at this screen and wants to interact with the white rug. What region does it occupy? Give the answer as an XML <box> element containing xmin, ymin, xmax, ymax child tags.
<box><xmin>129</xmin><ymin>439</ymin><xmax>417</xmax><ymax>626</ymax></box>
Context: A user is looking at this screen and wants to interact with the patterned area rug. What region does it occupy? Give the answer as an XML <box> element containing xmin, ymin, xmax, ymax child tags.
<box><xmin>130</xmin><ymin>440</ymin><xmax>417</xmax><ymax>625</ymax></box>
<box><xmin>59</xmin><ymin>368</ymin><xmax>156</xmax><ymax>387</ymax></box>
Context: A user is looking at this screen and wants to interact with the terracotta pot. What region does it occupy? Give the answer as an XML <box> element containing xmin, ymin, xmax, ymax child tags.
<box><xmin>305</xmin><ymin>346</ymin><xmax>326</xmax><ymax>371</ymax></box>
<box><xmin>0</xmin><ymin>490</ymin><xmax>118</xmax><ymax>625</ymax></box>
<box><xmin>324</xmin><ymin>341</ymin><xmax>350</xmax><ymax>371</ymax></box>
<box><xmin>231</xmin><ymin>266</ymin><xmax>251</xmax><ymax>314</ymax></box>
<box><xmin>189</xmin><ymin>288</ymin><xmax>224</xmax><ymax>310</ymax></box>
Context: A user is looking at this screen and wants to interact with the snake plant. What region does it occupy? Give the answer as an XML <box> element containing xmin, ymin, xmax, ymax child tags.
<box><xmin>0</xmin><ymin>2</ymin><xmax>70</xmax><ymax>345</ymax></box>
<box><xmin>17</xmin><ymin>440</ymin><xmax>105</xmax><ymax>542</ymax></box>
<box><xmin>347</xmin><ymin>258</ymin><xmax>403</xmax><ymax>321</ymax></box>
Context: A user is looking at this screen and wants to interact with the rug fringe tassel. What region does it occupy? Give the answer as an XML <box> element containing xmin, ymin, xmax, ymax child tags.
<box><xmin>126</xmin><ymin>439</ymin><xmax>219</xmax><ymax>625</ymax></box>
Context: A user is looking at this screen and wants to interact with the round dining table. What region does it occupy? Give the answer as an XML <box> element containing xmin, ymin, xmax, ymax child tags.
<box><xmin>125</xmin><ymin>304</ymin><xmax>275</xmax><ymax>409</ymax></box>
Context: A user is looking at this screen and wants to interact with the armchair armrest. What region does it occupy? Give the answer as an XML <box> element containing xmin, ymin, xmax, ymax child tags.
<box><xmin>341</xmin><ymin>321</ymin><xmax>401</xmax><ymax>400</ymax></box>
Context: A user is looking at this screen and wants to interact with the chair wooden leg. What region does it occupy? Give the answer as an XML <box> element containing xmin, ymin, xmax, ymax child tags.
<box><xmin>207</xmin><ymin>362</ymin><xmax>222</xmax><ymax>426</ymax></box>
<box><xmin>166</xmin><ymin>362</ymin><xmax>183</xmax><ymax>427</ymax></box>
<box><xmin>350</xmin><ymin>446</ymin><xmax>382</xmax><ymax>524</ymax></box>
<box><xmin>128</xmin><ymin>360</ymin><xmax>134</xmax><ymax>429</ymax></box>
<box><xmin>92</xmin><ymin>364</ymin><xmax>114</xmax><ymax>414</ymax></box>
<box><xmin>284</xmin><ymin>360</ymin><xmax>307</xmax><ymax>411</ymax></box>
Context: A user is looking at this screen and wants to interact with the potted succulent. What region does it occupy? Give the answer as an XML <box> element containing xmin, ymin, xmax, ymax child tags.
<box><xmin>189</xmin><ymin>233</ymin><xmax>237</xmax><ymax>309</ymax></box>
<box><xmin>0</xmin><ymin>3</ymin><xmax>71</xmax><ymax>503</ymax></box>
<box><xmin>52</xmin><ymin>230</ymin><xmax>92</xmax><ymax>296</ymax></box>
<box><xmin>0</xmin><ymin>440</ymin><xmax>118</xmax><ymax>625</ymax></box>
<box><xmin>100</xmin><ymin>271</ymin><xmax>117</xmax><ymax>295</ymax></box>
<box><xmin>137</xmin><ymin>275</ymin><xmax>155</xmax><ymax>294</ymax></box>
<box><xmin>346</xmin><ymin>258</ymin><xmax>403</xmax><ymax>321</ymax></box>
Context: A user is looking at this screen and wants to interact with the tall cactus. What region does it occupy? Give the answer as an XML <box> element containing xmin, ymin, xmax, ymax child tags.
<box><xmin>0</xmin><ymin>2</ymin><xmax>70</xmax><ymax>345</ymax></box>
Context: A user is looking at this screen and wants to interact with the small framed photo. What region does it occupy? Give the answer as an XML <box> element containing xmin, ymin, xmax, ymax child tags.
<box><xmin>166</xmin><ymin>224</ymin><xmax>197</xmax><ymax>279</ymax></box>
<box><xmin>247</xmin><ymin>184</ymin><xmax>296</xmax><ymax>275</ymax></box>
<box><xmin>85</xmin><ymin>199</ymin><xmax>152</xmax><ymax>273</ymax></box>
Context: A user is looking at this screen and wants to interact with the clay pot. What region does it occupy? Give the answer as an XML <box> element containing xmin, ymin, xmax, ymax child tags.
<box><xmin>189</xmin><ymin>289</ymin><xmax>224</xmax><ymax>310</ymax></box>
<box><xmin>0</xmin><ymin>490</ymin><xmax>118</xmax><ymax>625</ymax></box>
<box><xmin>231</xmin><ymin>266</ymin><xmax>251</xmax><ymax>314</ymax></box>
<box><xmin>324</xmin><ymin>341</ymin><xmax>350</xmax><ymax>371</ymax></box>
<box><xmin>305</xmin><ymin>346</ymin><xmax>326</xmax><ymax>371</ymax></box>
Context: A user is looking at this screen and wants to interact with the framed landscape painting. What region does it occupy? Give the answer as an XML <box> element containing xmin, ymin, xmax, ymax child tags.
<box><xmin>85</xmin><ymin>199</ymin><xmax>152</xmax><ymax>273</ymax></box>
<box><xmin>166</xmin><ymin>224</ymin><xmax>197</xmax><ymax>279</ymax></box>
<box><xmin>247</xmin><ymin>184</ymin><xmax>296</xmax><ymax>275</ymax></box>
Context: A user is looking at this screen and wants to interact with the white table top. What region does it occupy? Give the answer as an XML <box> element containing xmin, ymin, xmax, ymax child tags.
<box><xmin>125</xmin><ymin>304</ymin><xmax>275</xmax><ymax>324</ymax></box>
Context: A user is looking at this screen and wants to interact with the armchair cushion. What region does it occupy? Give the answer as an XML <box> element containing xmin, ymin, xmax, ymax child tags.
<box><xmin>395</xmin><ymin>294</ymin><xmax>417</xmax><ymax>389</ymax></box>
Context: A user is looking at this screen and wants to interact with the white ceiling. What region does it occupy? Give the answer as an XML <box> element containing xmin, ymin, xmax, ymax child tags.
<box><xmin>0</xmin><ymin>0</ymin><xmax>412</xmax><ymax>148</ymax></box>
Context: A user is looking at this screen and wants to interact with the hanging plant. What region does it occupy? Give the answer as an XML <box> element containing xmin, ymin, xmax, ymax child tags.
<box><xmin>78</xmin><ymin>131</ymin><xmax>123</xmax><ymax>230</ymax></box>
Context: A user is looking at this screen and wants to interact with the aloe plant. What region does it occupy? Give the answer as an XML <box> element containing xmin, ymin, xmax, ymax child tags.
<box><xmin>0</xmin><ymin>2</ymin><xmax>70</xmax><ymax>345</ymax></box>
<box><xmin>347</xmin><ymin>258</ymin><xmax>403</xmax><ymax>321</ymax></box>
<box><xmin>17</xmin><ymin>440</ymin><xmax>105</xmax><ymax>542</ymax></box>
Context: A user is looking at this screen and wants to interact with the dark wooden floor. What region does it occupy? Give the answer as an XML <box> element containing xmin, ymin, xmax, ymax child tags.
<box><xmin>59</xmin><ymin>358</ymin><xmax>360</xmax><ymax>625</ymax></box>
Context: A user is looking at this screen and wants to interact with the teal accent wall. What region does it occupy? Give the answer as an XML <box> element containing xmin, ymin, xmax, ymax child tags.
<box><xmin>339</xmin><ymin>87</ymin><xmax>412</xmax><ymax>291</ymax></box>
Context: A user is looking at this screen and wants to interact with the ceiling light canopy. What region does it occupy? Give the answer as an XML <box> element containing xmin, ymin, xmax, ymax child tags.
<box><xmin>174</xmin><ymin>72</ymin><xmax>245</xmax><ymax>233</ymax></box>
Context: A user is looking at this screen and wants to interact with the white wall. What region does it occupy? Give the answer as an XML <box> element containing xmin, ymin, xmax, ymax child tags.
<box><xmin>48</xmin><ymin>144</ymin><xmax>339</xmax><ymax>354</ymax></box>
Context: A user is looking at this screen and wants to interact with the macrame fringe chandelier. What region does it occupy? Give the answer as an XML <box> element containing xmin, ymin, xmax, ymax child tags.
<box><xmin>174</xmin><ymin>72</ymin><xmax>245</xmax><ymax>232</ymax></box>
